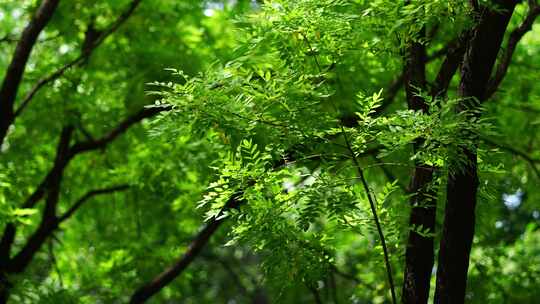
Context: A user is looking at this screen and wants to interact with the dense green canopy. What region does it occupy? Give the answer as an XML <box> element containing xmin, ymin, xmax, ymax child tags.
<box><xmin>0</xmin><ymin>0</ymin><xmax>539</xmax><ymax>303</ymax></box>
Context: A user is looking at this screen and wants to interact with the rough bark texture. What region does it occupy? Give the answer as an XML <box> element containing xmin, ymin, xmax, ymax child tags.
<box><xmin>434</xmin><ymin>2</ymin><xmax>517</xmax><ymax>303</ymax></box>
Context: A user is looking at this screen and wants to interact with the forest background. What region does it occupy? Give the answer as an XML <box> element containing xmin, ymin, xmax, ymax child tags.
<box><xmin>0</xmin><ymin>0</ymin><xmax>539</xmax><ymax>303</ymax></box>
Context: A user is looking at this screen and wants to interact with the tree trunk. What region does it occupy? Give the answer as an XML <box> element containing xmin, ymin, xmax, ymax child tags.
<box><xmin>434</xmin><ymin>2</ymin><xmax>516</xmax><ymax>303</ymax></box>
<box><xmin>402</xmin><ymin>27</ymin><xmax>469</xmax><ymax>304</ymax></box>
<box><xmin>401</xmin><ymin>29</ymin><xmax>437</xmax><ymax>304</ymax></box>
<box><xmin>0</xmin><ymin>271</ymin><xmax>8</xmax><ymax>304</ymax></box>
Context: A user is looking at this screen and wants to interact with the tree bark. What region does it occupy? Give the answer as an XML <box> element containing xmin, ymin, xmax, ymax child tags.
<box><xmin>401</xmin><ymin>27</ymin><xmax>435</xmax><ymax>304</ymax></box>
<box><xmin>434</xmin><ymin>2</ymin><xmax>517</xmax><ymax>303</ymax></box>
<box><xmin>402</xmin><ymin>27</ymin><xmax>470</xmax><ymax>304</ymax></box>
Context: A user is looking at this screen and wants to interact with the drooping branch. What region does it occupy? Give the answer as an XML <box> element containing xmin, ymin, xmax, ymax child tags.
<box><xmin>299</xmin><ymin>31</ymin><xmax>398</xmax><ymax>303</ymax></box>
<box><xmin>484</xmin><ymin>1</ymin><xmax>540</xmax><ymax>100</ymax></box>
<box><xmin>0</xmin><ymin>0</ymin><xmax>61</xmax><ymax>146</ymax></box>
<box><xmin>122</xmin><ymin>34</ymin><xmax>461</xmax><ymax>302</ymax></box>
<box><xmin>14</xmin><ymin>0</ymin><xmax>144</xmax><ymax>117</ymax></box>
<box><xmin>127</xmin><ymin>140</ymin><xmax>381</xmax><ymax>302</ymax></box>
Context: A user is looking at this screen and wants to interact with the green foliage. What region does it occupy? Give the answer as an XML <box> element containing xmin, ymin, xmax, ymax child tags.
<box><xmin>0</xmin><ymin>0</ymin><xmax>539</xmax><ymax>303</ymax></box>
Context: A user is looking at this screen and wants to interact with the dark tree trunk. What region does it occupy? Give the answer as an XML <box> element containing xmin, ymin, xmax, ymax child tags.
<box><xmin>401</xmin><ymin>165</ymin><xmax>436</xmax><ymax>304</ymax></box>
<box><xmin>0</xmin><ymin>272</ymin><xmax>8</xmax><ymax>304</ymax></box>
<box><xmin>434</xmin><ymin>2</ymin><xmax>517</xmax><ymax>303</ymax></box>
<box><xmin>402</xmin><ymin>28</ymin><xmax>470</xmax><ymax>304</ymax></box>
<box><xmin>401</xmin><ymin>28</ymin><xmax>437</xmax><ymax>304</ymax></box>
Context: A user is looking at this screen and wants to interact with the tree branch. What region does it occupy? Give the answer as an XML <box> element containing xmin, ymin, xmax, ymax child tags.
<box><xmin>340</xmin><ymin>36</ymin><xmax>459</xmax><ymax>127</ymax></box>
<box><xmin>0</xmin><ymin>104</ymin><xmax>168</xmax><ymax>269</ymax></box>
<box><xmin>481</xmin><ymin>136</ymin><xmax>540</xmax><ymax>179</ymax></box>
<box><xmin>14</xmin><ymin>0</ymin><xmax>144</xmax><ymax>117</ymax></box>
<box><xmin>24</xmin><ymin>105</ymin><xmax>168</xmax><ymax>209</ymax></box>
<box><xmin>129</xmin><ymin>193</ymin><xmax>244</xmax><ymax>304</ymax></box>
<box><xmin>57</xmin><ymin>185</ymin><xmax>130</xmax><ymax>223</ymax></box>
<box><xmin>430</xmin><ymin>31</ymin><xmax>470</xmax><ymax>99</ymax></box>
<box><xmin>484</xmin><ymin>2</ymin><xmax>540</xmax><ymax>100</ymax></box>
<box><xmin>6</xmin><ymin>126</ymin><xmax>74</xmax><ymax>273</ymax></box>
<box><xmin>8</xmin><ymin>183</ymin><xmax>129</xmax><ymax>274</ymax></box>
<box><xmin>70</xmin><ymin>105</ymin><xmax>170</xmax><ymax>154</ymax></box>
<box><xmin>0</xmin><ymin>0</ymin><xmax>61</xmax><ymax>146</ymax></box>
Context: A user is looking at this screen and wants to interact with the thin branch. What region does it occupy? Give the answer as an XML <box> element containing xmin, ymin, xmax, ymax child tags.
<box><xmin>70</xmin><ymin>105</ymin><xmax>170</xmax><ymax>154</ymax></box>
<box><xmin>376</xmin><ymin>73</ymin><xmax>406</xmax><ymax>115</ymax></box>
<box><xmin>340</xmin><ymin>35</ymin><xmax>457</xmax><ymax>127</ymax></box>
<box><xmin>373</xmin><ymin>156</ymin><xmax>408</xmax><ymax>192</ymax></box>
<box><xmin>329</xmin><ymin>271</ymin><xmax>339</xmax><ymax>304</ymax></box>
<box><xmin>470</xmin><ymin>0</ymin><xmax>480</xmax><ymax>12</ymax></box>
<box><xmin>0</xmin><ymin>34</ymin><xmax>18</xmax><ymax>44</ymax></box>
<box><xmin>8</xmin><ymin>183</ymin><xmax>129</xmax><ymax>274</ymax></box>
<box><xmin>48</xmin><ymin>240</ymin><xmax>64</xmax><ymax>287</ymax></box>
<box><xmin>301</xmin><ymin>32</ymin><xmax>397</xmax><ymax>304</ymax></box>
<box><xmin>484</xmin><ymin>2</ymin><xmax>540</xmax><ymax>99</ymax></box>
<box><xmin>481</xmin><ymin>136</ymin><xmax>540</xmax><ymax>179</ymax></box>
<box><xmin>19</xmin><ymin>106</ymin><xmax>167</xmax><ymax>211</ymax></box>
<box><xmin>430</xmin><ymin>30</ymin><xmax>471</xmax><ymax>99</ymax></box>
<box><xmin>330</xmin><ymin>264</ymin><xmax>376</xmax><ymax>289</ymax></box>
<box><xmin>14</xmin><ymin>0</ymin><xmax>144</xmax><ymax>117</ymax></box>
<box><xmin>200</xmin><ymin>253</ymin><xmax>251</xmax><ymax>298</ymax></box>
<box><xmin>57</xmin><ymin>185</ymin><xmax>130</xmax><ymax>223</ymax></box>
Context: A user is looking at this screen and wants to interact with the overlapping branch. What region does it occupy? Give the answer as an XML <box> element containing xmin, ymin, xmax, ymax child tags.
<box><xmin>57</xmin><ymin>185</ymin><xmax>130</xmax><ymax>222</ymax></box>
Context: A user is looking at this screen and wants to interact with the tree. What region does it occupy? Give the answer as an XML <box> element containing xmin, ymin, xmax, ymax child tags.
<box><xmin>1</xmin><ymin>0</ymin><xmax>539</xmax><ymax>303</ymax></box>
